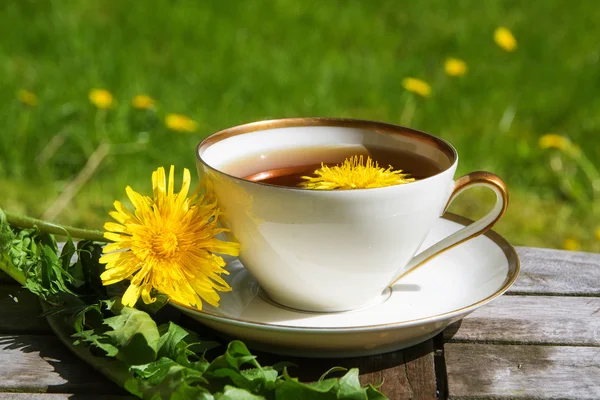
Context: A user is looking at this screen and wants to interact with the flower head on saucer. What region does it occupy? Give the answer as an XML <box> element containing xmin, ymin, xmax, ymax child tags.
<box><xmin>99</xmin><ymin>165</ymin><xmax>240</xmax><ymax>309</ymax></box>
<box><xmin>300</xmin><ymin>155</ymin><xmax>415</xmax><ymax>190</ymax></box>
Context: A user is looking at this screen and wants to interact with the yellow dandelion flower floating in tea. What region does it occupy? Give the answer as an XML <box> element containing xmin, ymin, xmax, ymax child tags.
<box><xmin>301</xmin><ymin>155</ymin><xmax>415</xmax><ymax>190</ymax></box>
<box><xmin>132</xmin><ymin>94</ymin><xmax>155</xmax><ymax>110</ymax></box>
<box><xmin>444</xmin><ymin>58</ymin><xmax>467</xmax><ymax>77</ymax></box>
<box><xmin>562</xmin><ymin>238</ymin><xmax>580</xmax><ymax>251</ymax></box>
<box><xmin>89</xmin><ymin>89</ymin><xmax>114</xmax><ymax>109</ymax></box>
<box><xmin>165</xmin><ymin>113</ymin><xmax>198</xmax><ymax>132</ymax></box>
<box><xmin>494</xmin><ymin>27</ymin><xmax>517</xmax><ymax>52</ymax></box>
<box><xmin>17</xmin><ymin>89</ymin><xmax>38</xmax><ymax>106</ymax></box>
<box><xmin>99</xmin><ymin>166</ymin><xmax>240</xmax><ymax>308</ymax></box>
<box><xmin>402</xmin><ymin>77</ymin><xmax>432</xmax><ymax>98</ymax></box>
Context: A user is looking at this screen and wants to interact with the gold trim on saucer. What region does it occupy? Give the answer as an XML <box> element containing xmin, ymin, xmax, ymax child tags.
<box><xmin>169</xmin><ymin>212</ymin><xmax>520</xmax><ymax>332</ymax></box>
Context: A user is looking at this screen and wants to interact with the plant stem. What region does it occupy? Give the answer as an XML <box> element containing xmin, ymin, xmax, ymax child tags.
<box><xmin>4</xmin><ymin>211</ymin><xmax>106</xmax><ymax>242</ymax></box>
<box><xmin>574</xmin><ymin>155</ymin><xmax>600</xmax><ymax>199</ymax></box>
<box><xmin>43</xmin><ymin>143</ymin><xmax>110</xmax><ymax>221</ymax></box>
<box><xmin>0</xmin><ymin>255</ymin><xmax>26</xmax><ymax>286</ymax></box>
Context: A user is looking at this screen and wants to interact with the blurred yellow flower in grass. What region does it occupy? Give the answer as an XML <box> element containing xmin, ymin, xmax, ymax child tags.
<box><xmin>562</xmin><ymin>238</ymin><xmax>580</xmax><ymax>251</ymax></box>
<box><xmin>402</xmin><ymin>77</ymin><xmax>432</xmax><ymax>97</ymax></box>
<box><xmin>596</xmin><ymin>227</ymin><xmax>600</xmax><ymax>241</ymax></box>
<box><xmin>132</xmin><ymin>94</ymin><xmax>155</xmax><ymax>110</ymax></box>
<box><xmin>17</xmin><ymin>89</ymin><xmax>38</xmax><ymax>106</ymax></box>
<box><xmin>494</xmin><ymin>27</ymin><xmax>517</xmax><ymax>52</ymax></box>
<box><xmin>100</xmin><ymin>166</ymin><xmax>240</xmax><ymax>308</ymax></box>
<box><xmin>165</xmin><ymin>113</ymin><xmax>198</xmax><ymax>132</ymax></box>
<box><xmin>538</xmin><ymin>134</ymin><xmax>579</xmax><ymax>155</ymax></box>
<box><xmin>89</xmin><ymin>89</ymin><xmax>114</xmax><ymax>109</ymax></box>
<box><xmin>444</xmin><ymin>58</ymin><xmax>467</xmax><ymax>77</ymax></box>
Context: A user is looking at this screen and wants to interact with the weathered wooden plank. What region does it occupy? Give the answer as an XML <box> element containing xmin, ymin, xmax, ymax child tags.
<box><xmin>445</xmin><ymin>295</ymin><xmax>600</xmax><ymax>346</ymax></box>
<box><xmin>0</xmin><ymin>334</ymin><xmax>124</xmax><ymax>395</ymax></box>
<box><xmin>513</xmin><ymin>247</ymin><xmax>600</xmax><ymax>296</ymax></box>
<box><xmin>0</xmin><ymin>285</ymin><xmax>50</xmax><ymax>334</ymax></box>
<box><xmin>445</xmin><ymin>343</ymin><xmax>600</xmax><ymax>399</ymax></box>
<box><xmin>0</xmin><ymin>394</ymin><xmax>134</xmax><ymax>399</ymax></box>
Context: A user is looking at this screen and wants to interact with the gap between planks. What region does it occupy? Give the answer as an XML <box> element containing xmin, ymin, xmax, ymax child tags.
<box><xmin>444</xmin><ymin>295</ymin><xmax>600</xmax><ymax>347</ymax></box>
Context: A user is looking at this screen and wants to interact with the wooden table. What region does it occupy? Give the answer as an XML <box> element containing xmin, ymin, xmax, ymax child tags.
<box><xmin>1</xmin><ymin>247</ymin><xmax>599</xmax><ymax>399</ymax></box>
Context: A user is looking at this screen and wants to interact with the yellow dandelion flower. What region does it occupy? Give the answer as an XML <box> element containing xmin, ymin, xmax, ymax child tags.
<box><xmin>300</xmin><ymin>155</ymin><xmax>415</xmax><ymax>190</ymax></box>
<box><xmin>595</xmin><ymin>227</ymin><xmax>600</xmax><ymax>241</ymax></box>
<box><xmin>494</xmin><ymin>27</ymin><xmax>517</xmax><ymax>52</ymax></box>
<box><xmin>132</xmin><ymin>94</ymin><xmax>155</xmax><ymax>110</ymax></box>
<box><xmin>444</xmin><ymin>58</ymin><xmax>467</xmax><ymax>77</ymax></box>
<box><xmin>89</xmin><ymin>89</ymin><xmax>114</xmax><ymax>109</ymax></box>
<box><xmin>99</xmin><ymin>166</ymin><xmax>240</xmax><ymax>308</ymax></box>
<box><xmin>538</xmin><ymin>134</ymin><xmax>573</xmax><ymax>152</ymax></box>
<box><xmin>562</xmin><ymin>238</ymin><xmax>580</xmax><ymax>251</ymax></box>
<box><xmin>165</xmin><ymin>113</ymin><xmax>198</xmax><ymax>132</ymax></box>
<box><xmin>402</xmin><ymin>77</ymin><xmax>432</xmax><ymax>97</ymax></box>
<box><xmin>17</xmin><ymin>89</ymin><xmax>38</xmax><ymax>106</ymax></box>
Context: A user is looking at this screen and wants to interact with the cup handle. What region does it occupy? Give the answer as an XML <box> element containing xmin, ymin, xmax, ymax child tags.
<box><xmin>388</xmin><ymin>171</ymin><xmax>509</xmax><ymax>287</ymax></box>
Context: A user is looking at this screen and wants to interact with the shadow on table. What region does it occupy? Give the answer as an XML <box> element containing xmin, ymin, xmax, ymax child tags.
<box><xmin>0</xmin><ymin>335</ymin><xmax>130</xmax><ymax>398</ymax></box>
<box><xmin>180</xmin><ymin>313</ymin><xmax>436</xmax><ymax>383</ymax></box>
<box><xmin>258</xmin><ymin>339</ymin><xmax>434</xmax><ymax>382</ymax></box>
<box><xmin>442</xmin><ymin>319</ymin><xmax>463</xmax><ymax>342</ymax></box>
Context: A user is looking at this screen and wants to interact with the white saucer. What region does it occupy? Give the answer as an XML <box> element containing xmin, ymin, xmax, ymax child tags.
<box><xmin>172</xmin><ymin>213</ymin><xmax>519</xmax><ymax>358</ymax></box>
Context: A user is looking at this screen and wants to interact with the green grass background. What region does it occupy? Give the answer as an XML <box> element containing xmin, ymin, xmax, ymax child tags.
<box><xmin>1</xmin><ymin>0</ymin><xmax>599</xmax><ymax>251</ymax></box>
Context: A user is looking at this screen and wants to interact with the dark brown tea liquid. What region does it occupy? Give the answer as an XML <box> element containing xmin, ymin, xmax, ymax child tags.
<box><xmin>221</xmin><ymin>145</ymin><xmax>442</xmax><ymax>188</ymax></box>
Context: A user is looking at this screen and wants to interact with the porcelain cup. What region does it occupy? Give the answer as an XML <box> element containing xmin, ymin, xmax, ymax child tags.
<box><xmin>196</xmin><ymin>118</ymin><xmax>508</xmax><ymax>312</ymax></box>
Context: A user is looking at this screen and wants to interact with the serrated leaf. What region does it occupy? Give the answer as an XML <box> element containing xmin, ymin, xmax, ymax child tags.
<box><xmin>126</xmin><ymin>357</ymin><xmax>210</xmax><ymax>399</ymax></box>
<box><xmin>60</xmin><ymin>238</ymin><xmax>76</xmax><ymax>277</ymax></box>
<box><xmin>241</xmin><ymin>367</ymin><xmax>278</xmax><ymax>384</ymax></box>
<box><xmin>308</xmin><ymin>379</ymin><xmax>338</xmax><ymax>392</ymax></box>
<box><xmin>224</xmin><ymin>341</ymin><xmax>260</xmax><ymax>369</ymax></box>
<box><xmin>206</xmin><ymin>341</ymin><xmax>259</xmax><ymax>375</ymax></box>
<box><xmin>365</xmin><ymin>385</ymin><xmax>388</xmax><ymax>400</ymax></box>
<box><xmin>271</xmin><ymin>361</ymin><xmax>296</xmax><ymax>372</ymax></box>
<box><xmin>319</xmin><ymin>366</ymin><xmax>347</xmax><ymax>381</ymax></box>
<box><xmin>157</xmin><ymin>322</ymin><xmax>190</xmax><ymax>359</ymax></box>
<box><xmin>336</xmin><ymin>369</ymin><xmax>367</xmax><ymax>399</ymax></box>
<box><xmin>104</xmin><ymin>307</ymin><xmax>160</xmax><ymax>365</ymax></box>
<box><xmin>276</xmin><ymin>378</ymin><xmax>338</xmax><ymax>399</ymax></box>
<box><xmin>216</xmin><ymin>385</ymin><xmax>266</xmax><ymax>400</ymax></box>
<box><xmin>42</xmin><ymin>244</ymin><xmax>76</xmax><ymax>295</ymax></box>
<box><xmin>78</xmin><ymin>240</ymin><xmax>107</xmax><ymax>298</ymax></box>
<box><xmin>276</xmin><ymin>367</ymin><xmax>382</xmax><ymax>400</ymax></box>
<box><xmin>73</xmin><ymin>328</ymin><xmax>119</xmax><ymax>357</ymax></box>
<box><xmin>72</xmin><ymin>302</ymin><xmax>104</xmax><ymax>333</ymax></box>
<box><xmin>186</xmin><ymin>339</ymin><xmax>221</xmax><ymax>355</ymax></box>
<box><xmin>211</xmin><ymin>368</ymin><xmax>260</xmax><ymax>392</ymax></box>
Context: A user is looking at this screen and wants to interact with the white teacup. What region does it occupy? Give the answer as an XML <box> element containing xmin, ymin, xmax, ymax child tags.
<box><xmin>196</xmin><ymin>118</ymin><xmax>507</xmax><ymax>313</ymax></box>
